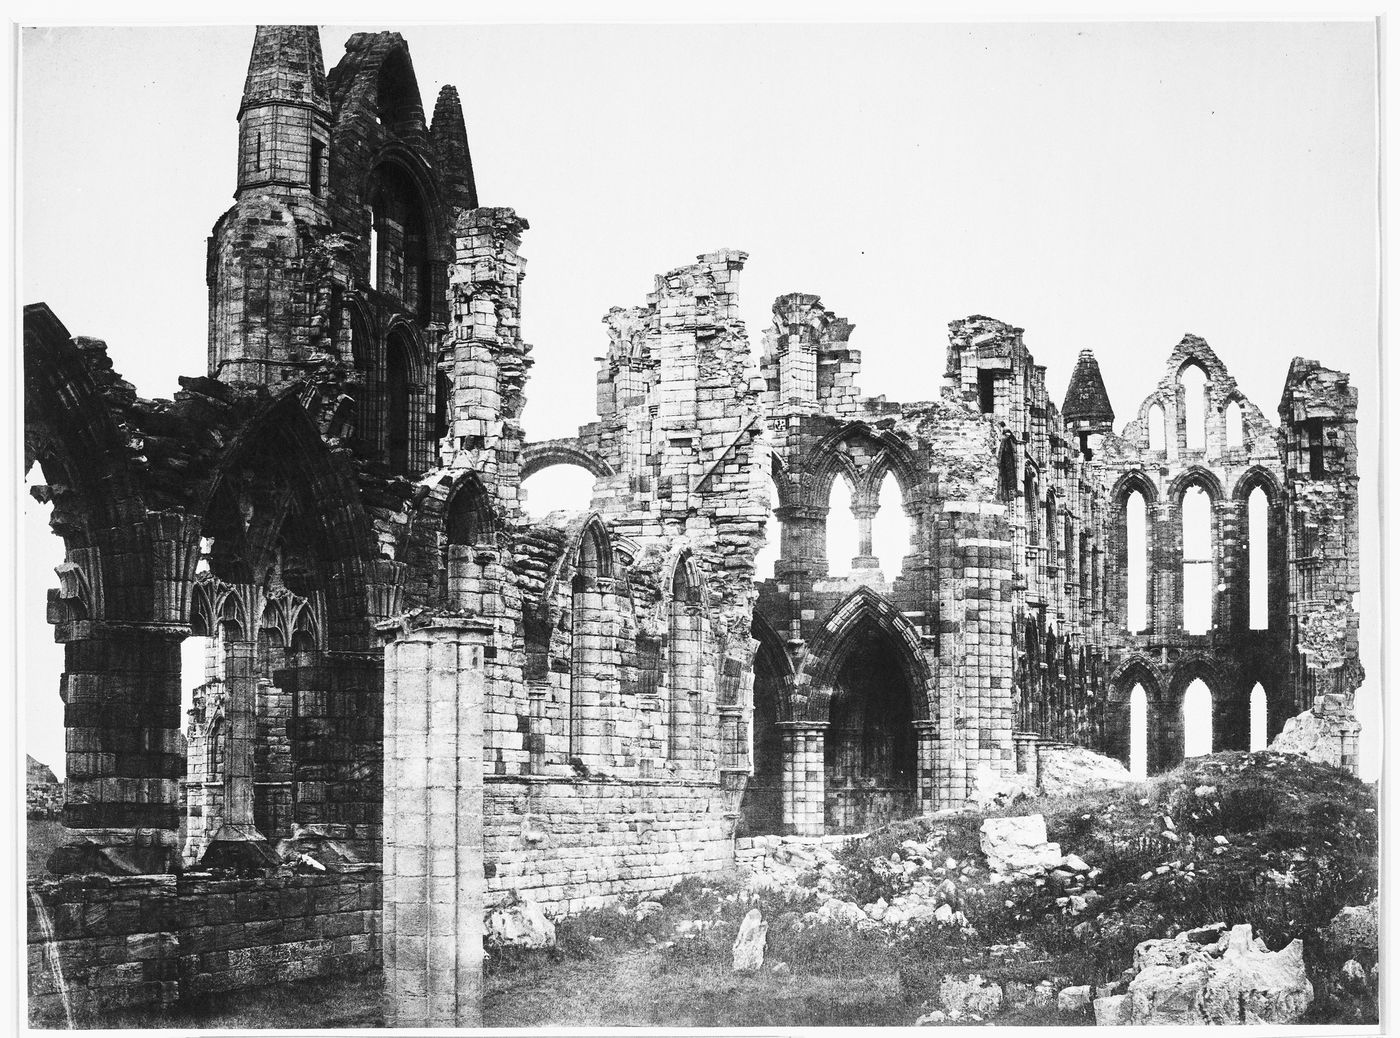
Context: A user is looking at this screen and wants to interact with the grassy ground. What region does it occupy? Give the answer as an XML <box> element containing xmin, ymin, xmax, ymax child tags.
<box><xmin>29</xmin><ymin>750</ymin><xmax>1380</xmax><ymax>1028</ymax></box>
<box><xmin>487</xmin><ymin>947</ymin><xmax>911</xmax><ymax>1028</ymax></box>
<box><xmin>101</xmin><ymin>973</ymin><xmax>385</xmax><ymax>1030</ymax></box>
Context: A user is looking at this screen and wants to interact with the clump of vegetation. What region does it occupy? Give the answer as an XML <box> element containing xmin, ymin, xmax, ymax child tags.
<box><xmin>487</xmin><ymin>750</ymin><xmax>1376</xmax><ymax>1027</ymax></box>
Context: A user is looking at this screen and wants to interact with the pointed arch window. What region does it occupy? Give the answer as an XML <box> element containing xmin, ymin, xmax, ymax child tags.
<box><xmin>752</xmin><ymin>478</ymin><xmax>782</xmax><ymax>582</ymax></box>
<box><xmin>434</xmin><ymin>369</ymin><xmax>451</xmax><ymax>448</ymax></box>
<box><xmin>1126</xmin><ymin>489</ymin><xmax>1149</xmax><ymax>633</ymax></box>
<box><xmin>872</xmin><ymin>471</ymin><xmax>911</xmax><ymax>578</ymax></box>
<box><xmin>1024</xmin><ymin>468</ymin><xmax>1040</xmax><ymax>547</ymax></box>
<box><xmin>825</xmin><ymin>475</ymin><xmax>858</xmax><ymax>577</ymax></box>
<box><xmin>569</xmin><ymin>526</ymin><xmax>608</xmax><ymax>760</ymax></box>
<box><xmin>668</xmin><ymin>562</ymin><xmax>702</xmax><ymax>762</ymax></box>
<box><xmin>1148</xmin><ymin>403</ymin><xmax>1167</xmax><ymax>452</ymax></box>
<box><xmin>1225</xmin><ymin>399</ymin><xmax>1244</xmax><ymax>448</ymax></box>
<box><xmin>385</xmin><ymin>330</ymin><xmax>413</xmax><ymax>472</ymax></box>
<box><xmin>1182</xmin><ymin>484</ymin><xmax>1213</xmax><ymax>633</ymax></box>
<box><xmin>1125</xmin><ymin>680</ymin><xmax>1148</xmax><ymax>778</ymax></box>
<box><xmin>447</xmin><ymin>478</ymin><xmax>493</xmax><ymax>548</ymax></box>
<box><xmin>1248</xmin><ymin>486</ymin><xmax>1269</xmax><ymax>630</ymax></box>
<box><xmin>1250</xmin><ymin>684</ymin><xmax>1268</xmax><ymax>751</ymax></box>
<box><xmin>1180</xmin><ymin>363</ymin><xmax>1208</xmax><ymax>452</ymax></box>
<box><xmin>1182</xmin><ymin>678</ymin><xmax>1213</xmax><ymax>757</ymax></box>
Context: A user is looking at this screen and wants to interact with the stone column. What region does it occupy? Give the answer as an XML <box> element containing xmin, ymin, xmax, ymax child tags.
<box><xmin>526</xmin><ymin>682</ymin><xmax>550</xmax><ymax>776</ymax></box>
<box><xmin>382</xmin><ymin>618</ymin><xmax>493</xmax><ymax>1029</ymax></box>
<box><xmin>200</xmin><ymin>638</ymin><xmax>276</xmax><ymax>868</ymax></box>
<box><xmin>778</xmin><ymin>721</ymin><xmax>827</xmax><ymax>837</ymax></box>
<box><xmin>51</xmin><ymin>623</ymin><xmax>185</xmax><ymax>875</ymax></box>
<box><xmin>913</xmin><ymin>720</ymin><xmax>939</xmax><ymax>815</ymax></box>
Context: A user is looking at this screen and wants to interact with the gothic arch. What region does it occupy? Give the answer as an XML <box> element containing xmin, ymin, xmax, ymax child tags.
<box><xmin>24</xmin><ymin>305</ymin><xmax>150</xmax><ymax>566</ymax></box>
<box><xmin>195</xmin><ymin>392</ymin><xmax>376</xmax><ymax>649</ymax></box>
<box><xmin>444</xmin><ymin>470</ymin><xmax>499</xmax><ymax>547</ymax></box>
<box><xmin>795</xmin><ymin>587</ymin><xmax>932</xmax><ymax>722</ymax></box>
<box><xmin>1231</xmin><ymin>465</ymin><xmax>1282</xmax><ymax>503</ymax></box>
<box><xmin>1168</xmin><ymin>465</ymin><xmax>1225</xmax><ymax>503</ymax></box>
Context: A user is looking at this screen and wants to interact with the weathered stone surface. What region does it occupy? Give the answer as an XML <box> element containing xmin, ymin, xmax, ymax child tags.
<box><xmin>731</xmin><ymin>908</ymin><xmax>767</xmax><ymax>972</ymax></box>
<box><xmin>938</xmin><ymin>974</ymin><xmax>1003</xmax><ymax>1016</ymax></box>
<box><xmin>1057</xmin><ymin>984</ymin><xmax>1091</xmax><ymax>1012</ymax></box>
<box><xmin>1323</xmin><ymin>900</ymin><xmax>1377</xmax><ymax>958</ymax></box>
<box><xmin>485</xmin><ymin>899</ymin><xmax>555</xmax><ymax>950</ymax></box>
<box><xmin>1093</xmin><ymin>994</ymin><xmax>1129</xmax><ymax>1025</ymax></box>
<box><xmin>1270</xmin><ymin>704</ymin><xmax>1361</xmax><ymax>770</ymax></box>
<box><xmin>1121</xmin><ymin>923</ymin><xmax>1312</xmax><ymax>1025</ymax></box>
<box><xmin>1035</xmin><ymin>745</ymin><xmax>1132</xmax><ymax>796</ymax></box>
<box><xmin>980</xmin><ymin>814</ymin><xmax>1062</xmax><ymax>875</ymax></box>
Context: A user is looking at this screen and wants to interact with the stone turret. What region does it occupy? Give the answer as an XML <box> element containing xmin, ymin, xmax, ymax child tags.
<box><xmin>1062</xmin><ymin>348</ymin><xmax>1114</xmax><ymax>456</ymax></box>
<box><xmin>208</xmin><ymin>25</ymin><xmax>333</xmax><ymax>386</ymax></box>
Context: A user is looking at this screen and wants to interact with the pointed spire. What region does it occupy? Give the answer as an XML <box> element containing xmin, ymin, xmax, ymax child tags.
<box><xmin>430</xmin><ymin>84</ymin><xmax>479</xmax><ymax>209</ymax></box>
<box><xmin>1062</xmin><ymin>349</ymin><xmax>1115</xmax><ymax>425</ymax></box>
<box><xmin>239</xmin><ymin>26</ymin><xmax>330</xmax><ymax>119</ymax></box>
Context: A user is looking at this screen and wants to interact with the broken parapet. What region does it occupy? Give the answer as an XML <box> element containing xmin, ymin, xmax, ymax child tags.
<box><xmin>759</xmin><ymin>293</ymin><xmax>861</xmax><ymax>415</ymax></box>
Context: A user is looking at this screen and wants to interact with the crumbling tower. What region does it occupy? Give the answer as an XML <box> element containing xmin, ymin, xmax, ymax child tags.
<box><xmin>207</xmin><ymin>26</ymin><xmax>334</xmax><ymax>386</ymax></box>
<box><xmin>207</xmin><ymin>26</ymin><xmax>479</xmax><ymax>478</ymax></box>
<box><xmin>1279</xmin><ymin>358</ymin><xmax>1363</xmax><ymax>770</ymax></box>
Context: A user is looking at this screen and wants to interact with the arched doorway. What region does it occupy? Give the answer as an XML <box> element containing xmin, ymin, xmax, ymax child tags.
<box><xmin>738</xmin><ymin>615</ymin><xmax>789</xmax><ymax>835</ymax></box>
<box><xmin>823</xmin><ymin>619</ymin><xmax>919</xmax><ymax>834</ymax></box>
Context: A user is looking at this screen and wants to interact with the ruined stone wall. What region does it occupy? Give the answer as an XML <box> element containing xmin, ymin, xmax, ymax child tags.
<box><xmin>440</xmin><ymin>249</ymin><xmax>770</xmax><ymax>912</ymax></box>
<box><xmin>751</xmin><ymin>307</ymin><xmax>1113</xmax><ymax>826</ymax></box>
<box><xmin>483</xmin><ymin>777</ymin><xmax>740</xmax><ymax>913</ymax></box>
<box><xmin>27</xmin><ymin>869</ymin><xmax>381</xmax><ymax>1024</ymax></box>
<box><xmin>1096</xmin><ymin>334</ymin><xmax>1292</xmax><ymax>765</ymax></box>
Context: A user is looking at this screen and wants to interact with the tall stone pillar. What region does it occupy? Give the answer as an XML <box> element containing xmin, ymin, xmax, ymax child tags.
<box><xmin>382</xmin><ymin>618</ymin><xmax>493</xmax><ymax>1029</ymax></box>
<box><xmin>778</xmin><ymin>721</ymin><xmax>827</xmax><ymax>836</ymax></box>
<box><xmin>200</xmin><ymin>638</ymin><xmax>276</xmax><ymax>868</ymax></box>
<box><xmin>914</xmin><ymin>720</ymin><xmax>939</xmax><ymax>815</ymax></box>
<box><xmin>51</xmin><ymin>624</ymin><xmax>185</xmax><ymax>875</ymax></box>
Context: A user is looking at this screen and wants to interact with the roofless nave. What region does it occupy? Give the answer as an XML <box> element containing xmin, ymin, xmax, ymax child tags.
<box><xmin>24</xmin><ymin>25</ymin><xmax>1362</xmax><ymax>1027</ymax></box>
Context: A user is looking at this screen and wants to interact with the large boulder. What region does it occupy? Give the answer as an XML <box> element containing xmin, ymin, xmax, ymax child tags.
<box><xmin>731</xmin><ymin>908</ymin><xmax>767</xmax><ymax>972</ymax></box>
<box><xmin>979</xmin><ymin>814</ymin><xmax>1062</xmax><ymax>876</ymax></box>
<box><xmin>1122</xmin><ymin>923</ymin><xmax>1312</xmax><ymax>1024</ymax></box>
<box><xmin>485</xmin><ymin>898</ymin><xmax>555</xmax><ymax>950</ymax></box>
<box><xmin>1036</xmin><ymin>745</ymin><xmax>1132</xmax><ymax>795</ymax></box>
<box><xmin>1323</xmin><ymin>901</ymin><xmax>1378</xmax><ymax>959</ymax></box>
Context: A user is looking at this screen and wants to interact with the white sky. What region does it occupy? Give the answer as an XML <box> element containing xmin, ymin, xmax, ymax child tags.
<box><xmin>18</xmin><ymin>21</ymin><xmax>1380</xmax><ymax>778</ymax></box>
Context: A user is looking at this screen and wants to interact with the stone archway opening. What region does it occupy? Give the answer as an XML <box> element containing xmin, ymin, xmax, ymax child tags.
<box><xmin>738</xmin><ymin>620</ymin><xmax>787</xmax><ymax>835</ymax></box>
<box><xmin>824</xmin><ymin>624</ymin><xmax>918</xmax><ymax>834</ymax></box>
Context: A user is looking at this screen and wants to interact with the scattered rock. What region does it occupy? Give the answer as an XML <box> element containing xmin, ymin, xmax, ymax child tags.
<box><xmin>1341</xmin><ymin>959</ymin><xmax>1367</xmax><ymax>988</ymax></box>
<box><xmin>914</xmin><ymin>1009</ymin><xmax>946</xmax><ymax>1025</ymax></box>
<box><xmin>634</xmin><ymin>900</ymin><xmax>665</xmax><ymax>920</ymax></box>
<box><xmin>1121</xmin><ymin>923</ymin><xmax>1312</xmax><ymax>1024</ymax></box>
<box><xmin>485</xmin><ymin>898</ymin><xmax>555</xmax><ymax>950</ymax></box>
<box><xmin>939</xmin><ymin>974</ymin><xmax>1003</xmax><ymax>1017</ymax></box>
<box><xmin>1057</xmin><ymin>984</ymin><xmax>1092</xmax><ymax>1012</ymax></box>
<box><xmin>1093</xmin><ymin>994</ymin><xmax>1129</xmax><ymax>1025</ymax></box>
<box><xmin>731</xmin><ymin>908</ymin><xmax>767</xmax><ymax>972</ymax></box>
<box><xmin>979</xmin><ymin>814</ymin><xmax>1062</xmax><ymax>876</ymax></box>
<box><xmin>1324</xmin><ymin>901</ymin><xmax>1377</xmax><ymax>958</ymax></box>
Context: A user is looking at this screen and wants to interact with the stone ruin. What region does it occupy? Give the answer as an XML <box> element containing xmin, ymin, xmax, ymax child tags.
<box><xmin>24</xmin><ymin>25</ymin><xmax>1363</xmax><ymax>1027</ymax></box>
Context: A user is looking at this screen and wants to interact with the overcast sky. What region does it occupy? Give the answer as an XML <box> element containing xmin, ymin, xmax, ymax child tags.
<box><xmin>19</xmin><ymin>21</ymin><xmax>1380</xmax><ymax>778</ymax></box>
